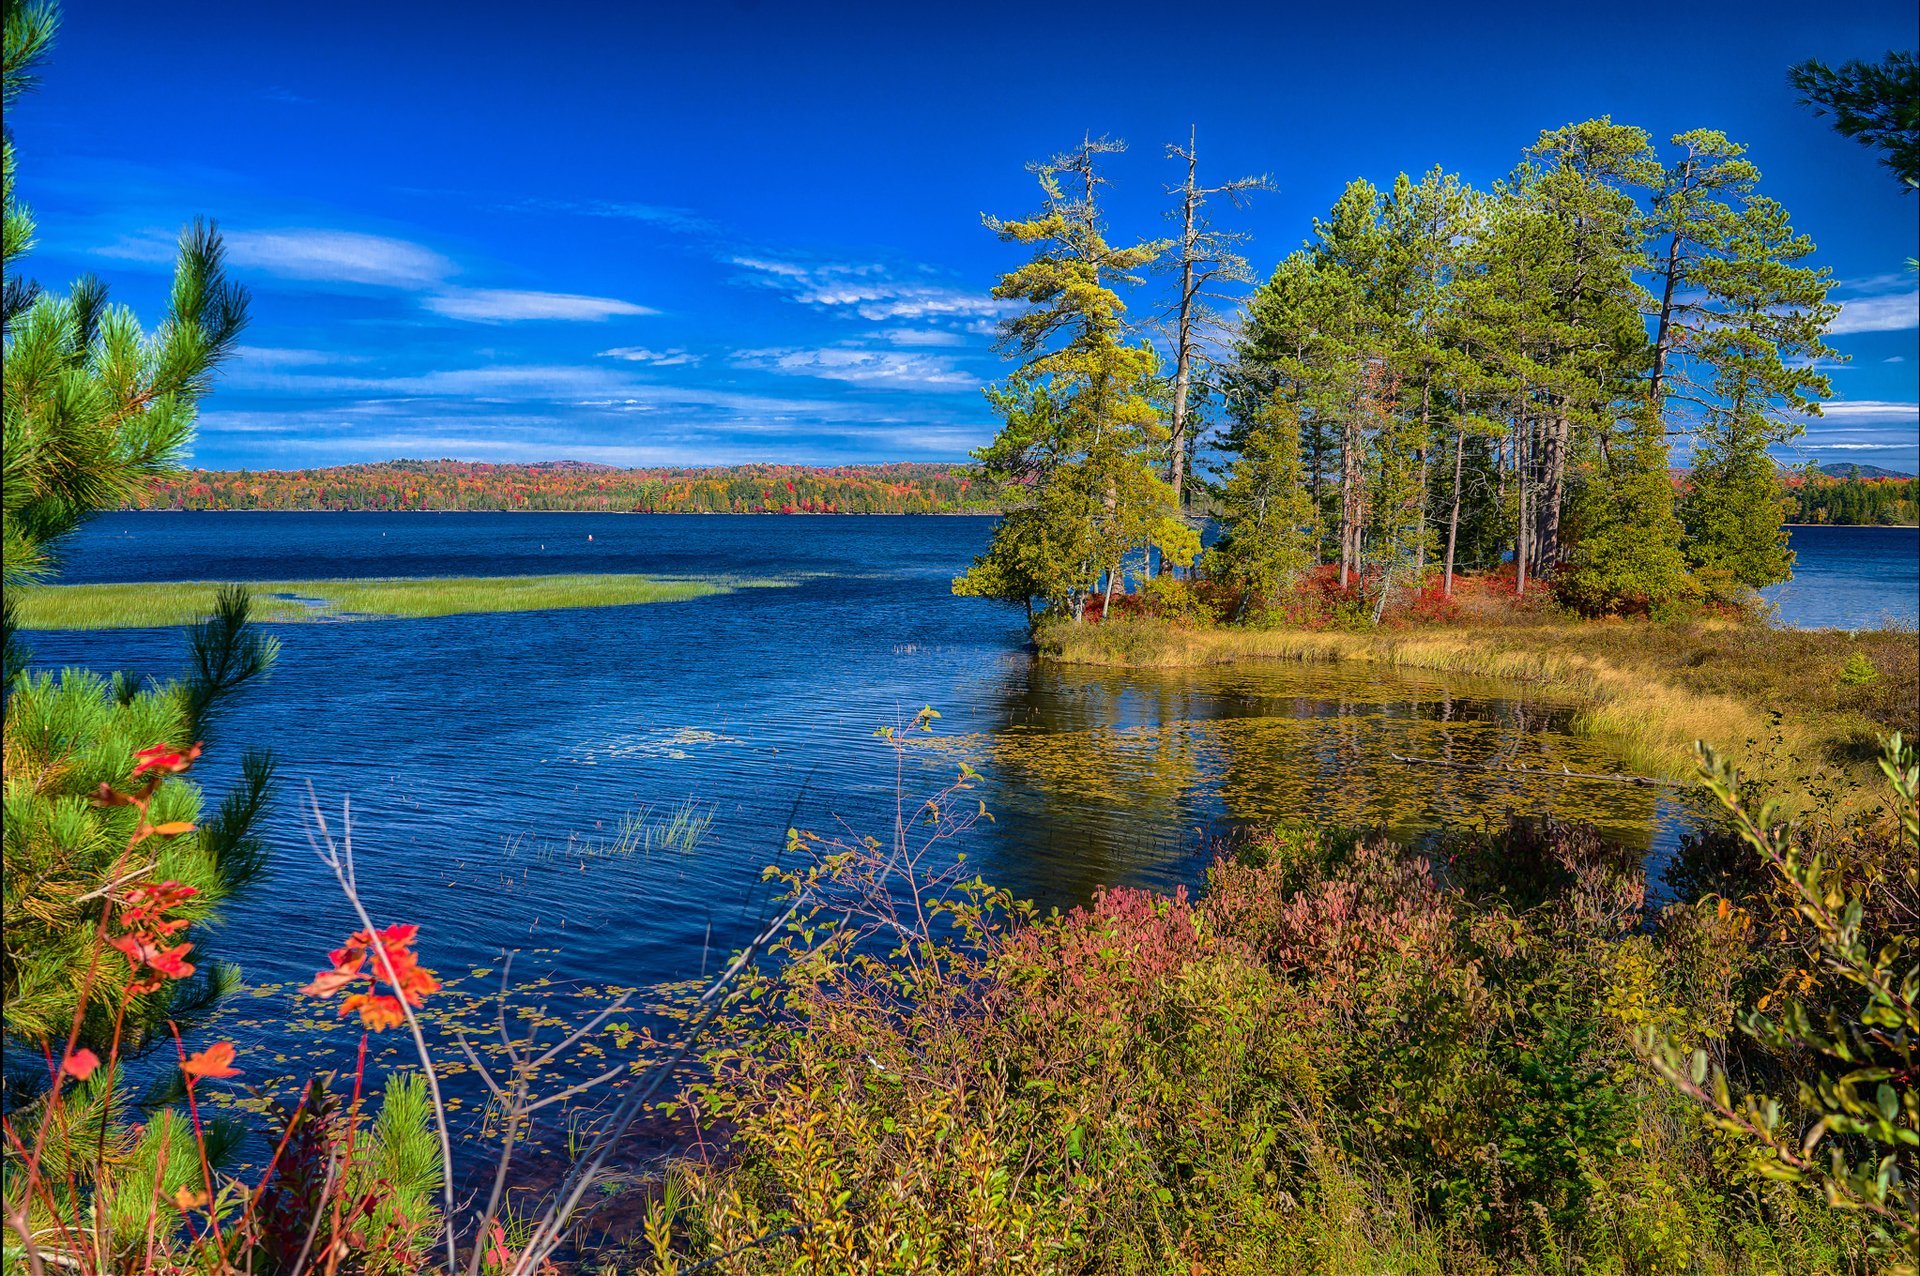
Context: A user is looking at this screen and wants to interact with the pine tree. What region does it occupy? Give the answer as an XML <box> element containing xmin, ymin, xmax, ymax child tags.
<box><xmin>1156</xmin><ymin>128</ymin><xmax>1269</xmax><ymax>516</ymax></box>
<box><xmin>3</xmin><ymin>2</ymin><xmax>248</xmax><ymax>585</ymax></box>
<box><xmin>1505</xmin><ymin>120</ymin><xmax>1664</xmax><ymax>589</ymax></box>
<box><xmin>1235</xmin><ymin>252</ymin><xmax>1346</xmax><ymax>559</ymax></box>
<box><xmin>2</xmin><ymin>7</ymin><xmax>297</xmax><ymax>1258</ymax></box>
<box><xmin>1680</xmin><ymin>191</ymin><xmax>1838</xmax><ymax>589</ymax></box>
<box><xmin>1790</xmin><ymin>51</ymin><xmax>1920</xmax><ymax>191</ymax></box>
<box><xmin>955</xmin><ymin>137</ymin><xmax>1192</xmax><ymax>622</ymax></box>
<box><xmin>1205</xmin><ymin>397</ymin><xmax>1315</xmax><ymax>617</ymax></box>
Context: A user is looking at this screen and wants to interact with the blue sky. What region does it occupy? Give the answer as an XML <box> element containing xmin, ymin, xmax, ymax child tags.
<box><xmin>12</xmin><ymin>0</ymin><xmax>1919</xmax><ymax>471</ymax></box>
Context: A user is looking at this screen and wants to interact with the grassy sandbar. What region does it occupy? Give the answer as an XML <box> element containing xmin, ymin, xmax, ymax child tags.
<box><xmin>15</xmin><ymin>573</ymin><xmax>740</xmax><ymax>629</ymax></box>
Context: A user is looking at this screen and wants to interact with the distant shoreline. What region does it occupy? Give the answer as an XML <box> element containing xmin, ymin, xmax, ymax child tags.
<box><xmin>109</xmin><ymin>511</ymin><xmax>1911</xmax><ymax>527</ymax></box>
<box><xmin>113</xmin><ymin>508</ymin><xmax>1001</xmax><ymax>517</ymax></box>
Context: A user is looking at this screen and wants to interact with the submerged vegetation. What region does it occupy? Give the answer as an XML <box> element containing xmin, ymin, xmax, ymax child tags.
<box><xmin>13</xmin><ymin>573</ymin><xmax>745</xmax><ymax>629</ymax></box>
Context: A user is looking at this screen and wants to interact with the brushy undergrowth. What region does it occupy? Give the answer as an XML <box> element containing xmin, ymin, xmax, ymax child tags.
<box><xmin>13</xmin><ymin>574</ymin><xmax>740</xmax><ymax>629</ymax></box>
<box><xmin>619</xmin><ymin>722</ymin><xmax>1916</xmax><ymax>1275</ymax></box>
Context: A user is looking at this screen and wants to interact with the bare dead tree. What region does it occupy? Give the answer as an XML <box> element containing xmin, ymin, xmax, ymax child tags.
<box><xmin>1158</xmin><ymin>128</ymin><xmax>1273</xmax><ymax>522</ymax></box>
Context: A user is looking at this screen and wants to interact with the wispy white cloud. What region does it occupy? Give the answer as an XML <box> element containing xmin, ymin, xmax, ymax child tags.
<box><xmin>1815</xmin><ymin>399</ymin><xmax>1919</xmax><ymax>421</ymax></box>
<box><xmin>222</xmin><ymin>229</ymin><xmax>458</xmax><ymax>288</ymax></box>
<box><xmin>225</xmin><ymin>360</ymin><xmax>865</xmax><ymax>420</ymax></box>
<box><xmin>423</xmin><ymin>288</ymin><xmax>655</xmax><ymax>323</ymax></box>
<box><xmin>732</xmin><ymin>345</ymin><xmax>979</xmax><ymax>390</ymax></box>
<box><xmin>513</xmin><ymin>198</ymin><xmax>717</xmax><ymax>235</ymax></box>
<box><xmin>597</xmin><ymin>346</ymin><xmax>703</xmax><ymax>367</ymax></box>
<box><xmin>222</xmin><ymin>362</ymin><xmax>636</xmax><ymax>398</ymax></box>
<box><xmin>98</xmin><ymin>224</ymin><xmax>654</xmax><ymax>324</ymax></box>
<box><xmin>730</xmin><ymin>256</ymin><xmax>1009</xmax><ymax>322</ymax></box>
<box><xmin>1828</xmin><ymin>289</ymin><xmax>1918</xmax><ymax>335</ymax></box>
<box><xmin>232</xmin><ymin>345</ymin><xmax>356</xmax><ymax>368</ymax></box>
<box><xmin>728</xmin><ymin>255</ymin><xmax>813</xmax><ymax>280</ymax></box>
<box><xmin>875</xmin><ymin>327</ymin><xmax>967</xmax><ymax>347</ymax></box>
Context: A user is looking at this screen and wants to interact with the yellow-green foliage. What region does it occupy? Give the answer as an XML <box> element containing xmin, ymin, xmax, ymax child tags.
<box><xmin>13</xmin><ymin>572</ymin><xmax>737</xmax><ymax>629</ymax></box>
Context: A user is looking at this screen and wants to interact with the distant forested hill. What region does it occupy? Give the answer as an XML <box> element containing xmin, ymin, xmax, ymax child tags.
<box><xmin>1784</xmin><ymin>471</ymin><xmax>1918</xmax><ymax>525</ymax></box>
<box><xmin>130</xmin><ymin>459</ymin><xmax>1001</xmax><ymax>514</ymax></box>
<box><xmin>1814</xmin><ymin>462</ymin><xmax>1914</xmax><ymax>480</ymax></box>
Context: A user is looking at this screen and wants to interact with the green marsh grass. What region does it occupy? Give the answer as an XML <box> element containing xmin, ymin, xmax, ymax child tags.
<box><xmin>14</xmin><ymin>573</ymin><xmax>751</xmax><ymax>629</ymax></box>
<box><xmin>503</xmin><ymin>798</ymin><xmax>718</xmax><ymax>865</ymax></box>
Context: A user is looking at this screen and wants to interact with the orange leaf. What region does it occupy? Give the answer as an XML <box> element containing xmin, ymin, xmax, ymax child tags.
<box><xmin>150</xmin><ymin>821</ymin><xmax>198</xmax><ymax>837</ymax></box>
<box><xmin>181</xmin><ymin>1041</ymin><xmax>240</xmax><ymax>1080</ymax></box>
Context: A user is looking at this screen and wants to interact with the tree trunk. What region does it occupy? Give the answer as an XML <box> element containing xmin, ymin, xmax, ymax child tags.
<box><xmin>1413</xmin><ymin>378</ymin><xmax>1432</xmax><ymax>578</ymax></box>
<box><xmin>1444</xmin><ymin>422</ymin><xmax>1464</xmax><ymax>597</ymax></box>
<box><xmin>1339</xmin><ymin>409</ymin><xmax>1361</xmax><ymax>591</ymax></box>
<box><xmin>1169</xmin><ymin>131</ymin><xmax>1198</xmax><ymax>515</ymax></box>
<box><xmin>1650</xmin><ymin>226</ymin><xmax>1683</xmax><ymax>404</ymax></box>
<box><xmin>1515</xmin><ymin>416</ymin><xmax>1530</xmax><ymax>596</ymax></box>
<box><xmin>1538</xmin><ymin>408</ymin><xmax>1569</xmax><ymax>572</ymax></box>
<box><xmin>1648</xmin><ymin>154</ymin><xmax>1695</xmax><ymax>410</ymax></box>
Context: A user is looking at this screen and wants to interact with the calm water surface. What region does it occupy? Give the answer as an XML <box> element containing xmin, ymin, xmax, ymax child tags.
<box><xmin>1761</xmin><ymin>524</ymin><xmax>1919</xmax><ymax>630</ymax></box>
<box><xmin>29</xmin><ymin>513</ymin><xmax>1900</xmax><ymax>1151</ymax></box>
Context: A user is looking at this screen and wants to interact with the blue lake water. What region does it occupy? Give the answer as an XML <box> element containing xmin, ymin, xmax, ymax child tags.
<box><xmin>1761</xmin><ymin>524</ymin><xmax>1919</xmax><ymax>630</ymax></box>
<box><xmin>18</xmin><ymin>514</ymin><xmax>1909</xmax><ymax>1151</ymax></box>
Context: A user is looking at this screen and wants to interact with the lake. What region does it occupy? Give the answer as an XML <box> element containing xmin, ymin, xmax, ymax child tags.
<box><xmin>1761</xmin><ymin>523</ymin><xmax>1919</xmax><ymax>630</ymax></box>
<box><xmin>19</xmin><ymin>514</ymin><xmax>1910</xmax><ymax>1155</ymax></box>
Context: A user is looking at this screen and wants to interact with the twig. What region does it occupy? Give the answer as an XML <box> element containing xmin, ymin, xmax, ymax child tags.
<box><xmin>1388</xmin><ymin>753</ymin><xmax>1685</xmax><ymax>787</ymax></box>
<box><xmin>682</xmin><ymin>1223</ymin><xmax>805</xmax><ymax>1273</ymax></box>
<box><xmin>303</xmin><ymin>784</ymin><xmax>460</xmax><ymax>1276</ymax></box>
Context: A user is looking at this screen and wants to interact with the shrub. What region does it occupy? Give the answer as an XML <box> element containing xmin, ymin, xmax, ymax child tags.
<box><xmin>1131</xmin><ymin>572</ymin><xmax>1221</xmax><ymax>627</ymax></box>
<box><xmin>1640</xmin><ymin>736</ymin><xmax>1918</xmax><ymax>1275</ymax></box>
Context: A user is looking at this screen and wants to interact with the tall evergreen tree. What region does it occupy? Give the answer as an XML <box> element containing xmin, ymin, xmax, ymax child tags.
<box><xmin>3</xmin><ymin>1</ymin><xmax>247</xmax><ymax>586</ymax></box>
<box><xmin>954</xmin><ymin>137</ymin><xmax>1192</xmax><ymax>623</ymax></box>
<box><xmin>1235</xmin><ymin>252</ymin><xmax>1347</xmax><ymax>559</ymax></box>
<box><xmin>1679</xmin><ymin>191</ymin><xmax>1838</xmax><ymax>589</ymax></box>
<box><xmin>1206</xmin><ymin>397</ymin><xmax>1315</xmax><ymax>616</ymax></box>
<box><xmin>1156</xmin><ymin>128</ymin><xmax>1269</xmax><ymax>516</ymax></box>
<box><xmin>1643</xmin><ymin>130</ymin><xmax>1763</xmax><ymax>411</ymax></box>
<box><xmin>1505</xmin><ymin>120</ymin><xmax>1664</xmax><ymax>588</ymax></box>
<box><xmin>2</xmin><ymin>6</ymin><xmax>295</xmax><ymax>1257</ymax></box>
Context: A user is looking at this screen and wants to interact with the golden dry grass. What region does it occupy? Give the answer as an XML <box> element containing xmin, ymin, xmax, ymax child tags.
<box><xmin>1041</xmin><ymin>616</ymin><xmax>1917</xmax><ymax>795</ymax></box>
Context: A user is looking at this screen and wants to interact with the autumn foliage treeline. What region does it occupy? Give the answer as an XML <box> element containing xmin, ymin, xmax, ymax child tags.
<box><xmin>1784</xmin><ymin>473</ymin><xmax>1918</xmax><ymax>526</ymax></box>
<box><xmin>129</xmin><ymin>460</ymin><xmax>1001</xmax><ymax>515</ymax></box>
